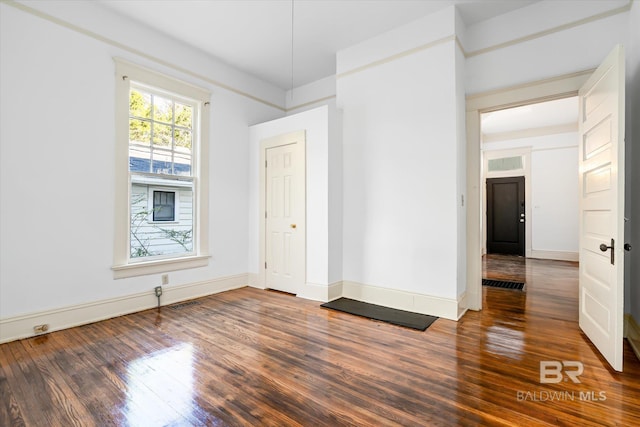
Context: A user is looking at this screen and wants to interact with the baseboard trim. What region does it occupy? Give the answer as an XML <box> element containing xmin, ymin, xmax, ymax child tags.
<box><xmin>457</xmin><ymin>291</ymin><xmax>468</xmax><ymax>320</ymax></box>
<box><xmin>625</xmin><ymin>314</ymin><xmax>640</xmax><ymax>362</ymax></box>
<box><xmin>297</xmin><ymin>281</ymin><xmax>343</xmax><ymax>303</ymax></box>
<box><xmin>297</xmin><ymin>282</ymin><xmax>329</xmax><ymax>302</ymax></box>
<box><xmin>247</xmin><ymin>273</ymin><xmax>262</xmax><ymax>289</ymax></box>
<box><xmin>530</xmin><ymin>250</ymin><xmax>579</xmax><ymax>262</ymax></box>
<box><xmin>328</xmin><ymin>281</ymin><xmax>343</xmax><ymax>301</ymax></box>
<box><xmin>0</xmin><ymin>274</ymin><xmax>248</xmax><ymax>344</ymax></box>
<box><xmin>341</xmin><ymin>280</ymin><xmax>459</xmax><ymax>320</ymax></box>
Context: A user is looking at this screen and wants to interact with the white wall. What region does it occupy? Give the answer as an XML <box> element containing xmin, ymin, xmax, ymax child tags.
<box><xmin>285</xmin><ymin>76</ymin><xmax>337</xmax><ymax>115</ymax></box>
<box><xmin>530</xmin><ymin>147</ymin><xmax>579</xmax><ymax>253</ymax></box>
<box><xmin>483</xmin><ymin>133</ymin><xmax>579</xmax><ymax>256</ymax></box>
<box><xmin>0</xmin><ymin>3</ymin><xmax>284</xmax><ymax>329</ymax></box>
<box><xmin>465</xmin><ymin>0</ymin><xmax>630</xmax><ymax>94</ymax></box>
<box><xmin>337</xmin><ymin>6</ymin><xmax>465</xmax><ymax>315</ymax></box>
<box><xmin>248</xmin><ymin>105</ymin><xmax>341</xmax><ymax>300</ymax></box>
<box><xmin>455</xmin><ymin>10</ymin><xmax>467</xmax><ymax>297</ymax></box>
<box><xmin>16</xmin><ymin>0</ymin><xmax>285</xmax><ymax>108</ymax></box>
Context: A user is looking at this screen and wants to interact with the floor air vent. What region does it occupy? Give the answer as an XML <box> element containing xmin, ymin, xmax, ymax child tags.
<box><xmin>169</xmin><ymin>301</ymin><xmax>201</xmax><ymax>310</ymax></box>
<box><xmin>482</xmin><ymin>279</ymin><xmax>525</xmax><ymax>291</ymax></box>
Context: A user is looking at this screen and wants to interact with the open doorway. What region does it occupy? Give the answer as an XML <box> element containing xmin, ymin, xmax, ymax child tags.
<box><xmin>479</xmin><ymin>97</ymin><xmax>579</xmax><ymax>291</ymax></box>
<box><xmin>466</xmin><ymin>49</ymin><xmax>626</xmax><ymax>371</ymax></box>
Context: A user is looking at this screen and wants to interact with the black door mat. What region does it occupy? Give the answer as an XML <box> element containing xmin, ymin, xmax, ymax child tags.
<box><xmin>482</xmin><ymin>279</ymin><xmax>525</xmax><ymax>290</ymax></box>
<box><xmin>321</xmin><ymin>298</ymin><xmax>438</xmax><ymax>331</ymax></box>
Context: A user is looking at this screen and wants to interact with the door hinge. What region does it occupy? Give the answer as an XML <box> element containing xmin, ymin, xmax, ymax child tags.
<box><xmin>265</xmin><ymin>262</ymin><xmax>267</xmax><ymax>269</ymax></box>
<box><xmin>265</xmin><ymin>160</ymin><xmax>267</xmax><ymax>167</ymax></box>
<box><xmin>265</xmin><ymin>211</ymin><xmax>267</xmax><ymax>219</ymax></box>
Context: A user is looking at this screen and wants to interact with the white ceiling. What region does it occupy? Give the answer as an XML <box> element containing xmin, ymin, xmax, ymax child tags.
<box><xmin>98</xmin><ymin>0</ymin><xmax>538</xmax><ymax>90</ymax></box>
<box><xmin>481</xmin><ymin>96</ymin><xmax>579</xmax><ymax>135</ymax></box>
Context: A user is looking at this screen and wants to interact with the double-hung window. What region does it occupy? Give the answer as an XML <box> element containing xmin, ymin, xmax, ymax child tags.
<box><xmin>113</xmin><ymin>59</ymin><xmax>210</xmax><ymax>278</ymax></box>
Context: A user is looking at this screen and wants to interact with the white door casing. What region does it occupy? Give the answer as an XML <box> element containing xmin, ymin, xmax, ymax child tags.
<box><xmin>465</xmin><ymin>69</ymin><xmax>593</xmax><ymax>311</ymax></box>
<box><xmin>578</xmin><ymin>45</ymin><xmax>625</xmax><ymax>372</ymax></box>
<box><xmin>260</xmin><ymin>131</ymin><xmax>306</xmax><ymax>294</ymax></box>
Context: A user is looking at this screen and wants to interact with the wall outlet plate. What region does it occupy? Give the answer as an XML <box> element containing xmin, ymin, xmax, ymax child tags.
<box><xmin>34</xmin><ymin>324</ymin><xmax>49</xmax><ymax>333</ymax></box>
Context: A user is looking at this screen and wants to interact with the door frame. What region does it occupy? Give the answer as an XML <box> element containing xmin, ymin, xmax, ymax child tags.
<box><xmin>259</xmin><ymin>130</ymin><xmax>307</xmax><ymax>292</ymax></box>
<box><xmin>465</xmin><ymin>69</ymin><xmax>594</xmax><ymax>311</ymax></box>
<box><xmin>482</xmin><ymin>147</ymin><xmax>532</xmax><ymax>257</ymax></box>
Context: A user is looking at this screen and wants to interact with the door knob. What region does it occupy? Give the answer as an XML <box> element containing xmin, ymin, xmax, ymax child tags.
<box><xmin>625</xmin><ymin>243</ymin><xmax>632</xmax><ymax>251</ymax></box>
<box><xmin>290</xmin><ymin>224</ymin><xmax>297</xmax><ymax>229</ymax></box>
<box><xmin>599</xmin><ymin>238</ymin><xmax>615</xmax><ymax>265</ymax></box>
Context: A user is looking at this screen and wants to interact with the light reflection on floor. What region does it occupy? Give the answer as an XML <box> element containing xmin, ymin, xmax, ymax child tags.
<box><xmin>485</xmin><ymin>324</ymin><xmax>525</xmax><ymax>360</ymax></box>
<box><xmin>125</xmin><ymin>342</ymin><xmax>194</xmax><ymax>425</ymax></box>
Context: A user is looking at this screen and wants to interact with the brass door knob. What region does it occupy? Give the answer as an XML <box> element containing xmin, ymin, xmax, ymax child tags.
<box><xmin>290</xmin><ymin>224</ymin><xmax>297</xmax><ymax>229</ymax></box>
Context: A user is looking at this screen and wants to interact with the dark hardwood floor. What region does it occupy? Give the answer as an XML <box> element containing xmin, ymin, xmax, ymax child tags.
<box><xmin>2</xmin><ymin>256</ymin><xmax>640</xmax><ymax>426</ymax></box>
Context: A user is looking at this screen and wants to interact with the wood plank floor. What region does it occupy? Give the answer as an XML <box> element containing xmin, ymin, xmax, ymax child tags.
<box><xmin>2</xmin><ymin>256</ymin><xmax>640</xmax><ymax>426</ymax></box>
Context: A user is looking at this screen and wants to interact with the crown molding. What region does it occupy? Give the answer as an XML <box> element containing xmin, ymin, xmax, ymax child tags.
<box><xmin>1</xmin><ymin>0</ymin><xmax>286</xmax><ymax>112</ymax></box>
<box><xmin>483</xmin><ymin>123</ymin><xmax>578</xmax><ymax>143</ymax></box>
<box><xmin>463</xmin><ymin>0</ymin><xmax>633</xmax><ymax>58</ymax></box>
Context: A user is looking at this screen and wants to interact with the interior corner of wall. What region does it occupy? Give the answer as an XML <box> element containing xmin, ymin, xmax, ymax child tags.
<box><xmin>248</xmin><ymin>273</ymin><xmax>263</xmax><ymax>289</ymax></box>
<box><xmin>298</xmin><ymin>282</ymin><xmax>333</xmax><ymax>302</ymax></box>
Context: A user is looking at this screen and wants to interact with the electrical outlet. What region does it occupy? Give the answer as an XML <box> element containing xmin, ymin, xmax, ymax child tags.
<box><xmin>161</xmin><ymin>274</ymin><xmax>169</xmax><ymax>285</ymax></box>
<box><xmin>155</xmin><ymin>286</ymin><xmax>163</xmax><ymax>297</ymax></box>
<box><xmin>34</xmin><ymin>324</ymin><xmax>49</xmax><ymax>333</ymax></box>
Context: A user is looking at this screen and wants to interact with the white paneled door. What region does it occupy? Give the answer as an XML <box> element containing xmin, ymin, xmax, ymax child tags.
<box><xmin>264</xmin><ymin>132</ymin><xmax>305</xmax><ymax>294</ymax></box>
<box><xmin>578</xmin><ymin>45</ymin><xmax>625</xmax><ymax>371</ymax></box>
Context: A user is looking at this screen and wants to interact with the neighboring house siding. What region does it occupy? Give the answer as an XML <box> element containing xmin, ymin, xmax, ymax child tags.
<box><xmin>131</xmin><ymin>184</ymin><xmax>193</xmax><ymax>257</ymax></box>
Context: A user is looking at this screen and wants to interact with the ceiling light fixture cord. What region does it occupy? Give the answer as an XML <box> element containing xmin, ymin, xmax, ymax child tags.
<box><xmin>290</xmin><ymin>0</ymin><xmax>294</xmax><ymax>100</ymax></box>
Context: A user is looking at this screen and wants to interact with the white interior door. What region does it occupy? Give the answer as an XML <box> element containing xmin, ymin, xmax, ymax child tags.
<box><xmin>264</xmin><ymin>134</ymin><xmax>305</xmax><ymax>294</ymax></box>
<box><xmin>578</xmin><ymin>45</ymin><xmax>625</xmax><ymax>371</ymax></box>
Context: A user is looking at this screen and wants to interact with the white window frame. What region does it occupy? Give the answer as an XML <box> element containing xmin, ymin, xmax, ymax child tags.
<box><xmin>112</xmin><ymin>58</ymin><xmax>210</xmax><ymax>279</ymax></box>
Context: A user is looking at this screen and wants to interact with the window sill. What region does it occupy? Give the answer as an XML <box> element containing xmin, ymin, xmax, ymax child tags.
<box><xmin>112</xmin><ymin>255</ymin><xmax>210</xmax><ymax>279</ymax></box>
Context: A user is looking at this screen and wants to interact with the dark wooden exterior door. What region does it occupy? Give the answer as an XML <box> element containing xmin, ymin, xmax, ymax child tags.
<box><xmin>487</xmin><ymin>177</ymin><xmax>525</xmax><ymax>256</ymax></box>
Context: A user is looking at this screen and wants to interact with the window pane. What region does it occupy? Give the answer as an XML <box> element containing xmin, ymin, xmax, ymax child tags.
<box><xmin>174</xmin><ymin>151</ymin><xmax>191</xmax><ymax>176</ymax></box>
<box><xmin>153</xmin><ymin>123</ymin><xmax>172</xmax><ymax>147</ymax></box>
<box><xmin>130</xmin><ymin>188</ymin><xmax>153</xmax><ymax>258</ymax></box>
<box><xmin>488</xmin><ymin>156</ymin><xmax>523</xmax><ymax>172</ymax></box>
<box><xmin>153</xmin><ymin>191</ymin><xmax>175</xmax><ymax>221</ymax></box>
<box><xmin>129</xmin><ymin>119</ymin><xmax>150</xmax><ymax>144</ymax></box>
<box><xmin>175</xmin><ymin>103</ymin><xmax>192</xmax><ymax>128</ymax></box>
<box><xmin>153</xmin><ymin>96</ymin><xmax>173</xmax><ymax>124</ymax></box>
<box><xmin>128</xmin><ymin>88</ymin><xmax>195</xmax><ymax>177</ymax></box>
<box><xmin>152</xmin><ymin>150</ymin><xmax>173</xmax><ymax>174</ymax></box>
<box><xmin>130</xmin><ymin>183</ymin><xmax>194</xmax><ymax>258</ymax></box>
<box><xmin>129</xmin><ymin>145</ymin><xmax>151</xmax><ymax>172</ymax></box>
<box><xmin>130</xmin><ymin>89</ymin><xmax>151</xmax><ymax>119</ymax></box>
<box><xmin>174</xmin><ymin>128</ymin><xmax>192</xmax><ymax>150</ymax></box>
